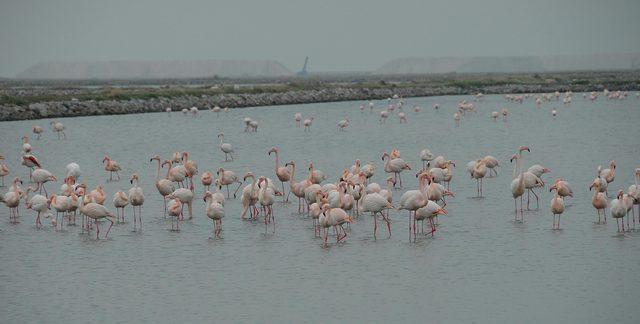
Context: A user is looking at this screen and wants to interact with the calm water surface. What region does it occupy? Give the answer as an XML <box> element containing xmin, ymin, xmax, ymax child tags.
<box><xmin>1</xmin><ymin>94</ymin><xmax>639</xmax><ymax>323</ymax></box>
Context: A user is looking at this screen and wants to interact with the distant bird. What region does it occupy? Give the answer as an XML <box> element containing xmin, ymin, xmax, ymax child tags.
<box><xmin>65</xmin><ymin>162</ymin><xmax>81</xmax><ymax>181</ymax></box>
<box><xmin>32</xmin><ymin>126</ymin><xmax>44</xmax><ymax>139</ymax></box>
<box><xmin>453</xmin><ymin>112</ymin><xmax>461</xmax><ymax>126</ymax></box>
<box><xmin>381</xmin><ymin>151</ymin><xmax>411</xmax><ymax>188</ymax></box>
<box><xmin>337</xmin><ymin>118</ymin><xmax>350</xmax><ymax>131</ymax></box>
<box><xmin>2</xmin><ymin>178</ymin><xmax>24</xmax><ymax>223</ymax></box>
<box><xmin>128</xmin><ymin>173</ymin><xmax>145</xmax><ymax>231</ymax></box>
<box><xmin>294</xmin><ymin>113</ymin><xmax>302</xmax><ymax>127</ymax></box>
<box><xmin>550</xmin><ymin>186</ymin><xmax>565</xmax><ymax>229</ymax></box>
<box><xmin>303</xmin><ymin>117</ymin><xmax>313</xmax><ymax>131</ymax></box>
<box><xmin>50</xmin><ymin>121</ymin><xmax>66</xmax><ymax>139</ymax></box>
<box><xmin>491</xmin><ymin>111</ymin><xmax>499</xmax><ymax>121</ymax></box>
<box><xmin>0</xmin><ymin>155</ymin><xmax>9</xmax><ymax>186</ymax></box>
<box><xmin>420</xmin><ymin>149</ymin><xmax>434</xmax><ymax>170</ymax></box>
<box><xmin>22</xmin><ymin>136</ymin><xmax>32</xmax><ymax>153</ymax></box>
<box><xmin>218</xmin><ymin>133</ymin><xmax>234</xmax><ymax>161</ymax></box>
<box><xmin>103</xmin><ymin>156</ymin><xmax>121</xmax><ymax>182</ymax></box>
<box><xmin>379</xmin><ymin>110</ymin><xmax>389</xmax><ymax>123</ymax></box>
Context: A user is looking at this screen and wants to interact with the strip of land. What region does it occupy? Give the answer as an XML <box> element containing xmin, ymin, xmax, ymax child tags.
<box><xmin>1</xmin><ymin>71</ymin><xmax>638</xmax><ymax>121</ymax></box>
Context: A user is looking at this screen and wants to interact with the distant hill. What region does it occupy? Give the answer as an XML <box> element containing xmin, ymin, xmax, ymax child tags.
<box><xmin>16</xmin><ymin>59</ymin><xmax>292</xmax><ymax>79</ymax></box>
<box><xmin>377</xmin><ymin>53</ymin><xmax>640</xmax><ymax>74</ymax></box>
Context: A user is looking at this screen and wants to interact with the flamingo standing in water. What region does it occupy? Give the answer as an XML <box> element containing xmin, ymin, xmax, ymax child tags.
<box><xmin>610</xmin><ymin>190</ymin><xmax>627</xmax><ymax>232</ymax></box>
<box><xmin>471</xmin><ymin>159</ymin><xmax>488</xmax><ymax>197</ymax></box>
<box><xmin>204</xmin><ymin>191</ymin><xmax>225</xmax><ymax>238</ymax></box>
<box><xmin>201</xmin><ymin>171</ymin><xmax>214</xmax><ymax>192</ymax></box>
<box><xmin>549</xmin><ymin>185</ymin><xmax>565</xmax><ymax>229</ymax></box>
<box><xmin>112</xmin><ymin>191</ymin><xmax>129</xmax><ymax>223</ymax></box>
<box><xmin>381</xmin><ymin>151</ymin><xmax>411</xmax><ymax>188</ymax></box>
<box><xmin>360</xmin><ymin>191</ymin><xmax>393</xmax><ymax>239</ymax></box>
<box><xmin>420</xmin><ymin>149</ymin><xmax>434</xmax><ymax>171</ymax></box>
<box><xmin>168</xmin><ymin>185</ymin><xmax>194</xmax><ymax>220</ymax></box>
<box><xmin>399</xmin><ymin>173</ymin><xmax>430</xmax><ymax>242</ymax></box>
<box><xmin>482</xmin><ymin>155</ymin><xmax>499</xmax><ymax>177</ymax></box>
<box><xmin>240</xmin><ymin>172</ymin><xmax>260</xmax><ymax>219</ymax></box>
<box><xmin>217</xmin><ymin>168</ymin><xmax>242</xmax><ymax>198</ymax></box>
<box><xmin>0</xmin><ymin>155</ymin><xmax>9</xmax><ymax>186</ymax></box>
<box><xmin>294</xmin><ymin>113</ymin><xmax>302</xmax><ymax>127</ymax></box>
<box><xmin>150</xmin><ymin>156</ymin><xmax>175</xmax><ymax>214</ymax></box>
<box><xmin>50</xmin><ymin>121</ymin><xmax>66</xmax><ymax>139</ymax></box>
<box><xmin>268</xmin><ymin>147</ymin><xmax>291</xmax><ymax>202</ymax></box>
<box><xmin>22</xmin><ymin>136</ymin><xmax>32</xmax><ymax>153</ymax></box>
<box><xmin>24</xmin><ymin>185</ymin><xmax>48</xmax><ymax>227</ymax></box>
<box><xmin>32</xmin><ymin>126</ymin><xmax>44</xmax><ymax>139</ymax></box>
<box><xmin>128</xmin><ymin>173</ymin><xmax>145</xmax><ymax>231</ymax></box>
<box><xmin>598</xmin><ymin>160</ymin><xmax>616</xmax><ymax>196</ymax></box>
<box><xmin>510</xmin><ymin>146</ymin><xmax>530</xmax><ymax>221</ymax></box>
<box><xmin>21</xmin><ymin>154</ymin><xmax>41</xmax><ymax>181</ymax></box>
<box><xmin>285</xmin><ymin>161</ymin><xmax>312</xmax><ymax>213</ymax></box>
<box><xmin>258</xmin><ymin>176</ymin><xmax>276</xmax><ymax>232</ymax></box>
<box><xmin>320</xmin><ymin>204</ymin><xmax>353</xmax><ymax>247</ymax></box>
<box><xmin>415</xmin><ymin>200</ymin><xmax>447</xmax><ymax>236</ymax></box>
<box><xmin>590</xmin><ymin>180</ymin><xmax>608</xmax><ymax>224</ymax></box>
<box><xmin>218</xmin><ymin>133</ymin><xmax>234</xmax><ymax>161</ymax></box>
<box><xmin>80</xmin><ymin>192</ymin><xmax>116</xmax><ymax>239</ymax></box>
<box><xmin>2</xmin><ymin>178</ymin><xmax>24</xmax><ymax>222</ymax></box>
<box><xmin>167</xmin><ymin>198</ymin><xmax>182</xmax><ymax>231</ymax></box>
<box><xmin>32</xmin><ymin>167</ymin><xmax>56</xmax><ymax>195</ymax></box>
<box><xmin>103</xmin><ymin>156</ymin><xmax>121</xmax><ymax>181</ymax></box>
<box><xmin>303</xmin><ymin>117</ymin><xmax>313</xmax><ymax>131</ymax></box>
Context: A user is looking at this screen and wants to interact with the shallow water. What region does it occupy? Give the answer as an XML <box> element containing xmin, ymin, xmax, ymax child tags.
<box><xmin>1</xmin><ymin>93</ymin><xmax>639</xmax><ymax>323</ymax></box>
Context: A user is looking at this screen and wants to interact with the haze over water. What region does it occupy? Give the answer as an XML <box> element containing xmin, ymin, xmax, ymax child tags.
<box><xmin>1</xmin><ymin>94</ymin><xmax>639</xmax><ymax>323</ymax></box>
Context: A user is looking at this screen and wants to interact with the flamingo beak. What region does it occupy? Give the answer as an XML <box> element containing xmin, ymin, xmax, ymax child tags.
<box><xmin>437</xmin><ymin>208</ymin><xmax>447</xmax><ymax>215</ymax></box>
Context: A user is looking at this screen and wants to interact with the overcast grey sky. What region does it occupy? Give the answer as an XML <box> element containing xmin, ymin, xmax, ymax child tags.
<box><xmin>1</xmin><ymin>0</ymin><xmax>639</xmax><ymax>77</ymax></box>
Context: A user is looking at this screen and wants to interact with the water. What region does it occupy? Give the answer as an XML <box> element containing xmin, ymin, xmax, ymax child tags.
<box><xmin>1</xmin><ymin>94</ymin><xmax>639</xmax><ymax>323</ymax></box>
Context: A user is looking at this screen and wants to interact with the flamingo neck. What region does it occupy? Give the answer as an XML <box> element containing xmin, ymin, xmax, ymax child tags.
<box><xmin>289</xmin><ymin>164</ymin><xmax>296</xmax><ymax>183</ymax></box>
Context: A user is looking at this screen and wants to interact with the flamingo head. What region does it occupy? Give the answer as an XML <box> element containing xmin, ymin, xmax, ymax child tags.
<box><xmin>13</xmin><ymin>177</ymin><xmax>22</xmax><ymax>185</ymax></box>
<box><xmin>268</xmin><ymin>147</ymin><xmax>277</xmax><ymax>155</ymax></box>
<box><xmin>355</xmin><ymin>159</ymin><xmax>361</xmax><ymax>167</ymax></box>
<box><xmin>617</xmin><ymin>190</ymin><xmax>624</xmax><ymax>199</ymax></box>
<box><xmin>518</xmin><ymin>146</ymin><xmax>530</xmax><ymax>153</ymax></box>
<box><xmin>444</xmin><ymin>190</ymin><xmax>455</xmax><ymax>197</ymax></box>
<box><xmin>243</xmin><ymin>172</ymin><xmax>253</xmax><ymax>181</ymax></box>
<box><xmin>386</xmin><ymin>176</ymin><xmax>396</xmax><ymax>185</ymax></box>
<box><xmin>217</xmin><ymin>168</ymin><xmax>224</xmax><ymax>176</ymax></box>
<box><xmin>509</xmin><ymin>154</ymin><xmax>518</xmax><ymax>163</ymax></box>
<box><xmin>130</xmin><ymin>173</ymin><xmax>139</xmax><ymax>184</ymax></box>
<box><xmin>203</xmin><ymin>191</ymin><xmax>212</xmax><ymax>202</ymax></box>
<box><xmin>285</xmin><ymin>161</ymin><xmax>295</xmax><ymax>167</ymax></box>
<box><xmin>543</xmin><ymin>168</ymin><xmax>551</xmax><ymax>174</ymax></box>
<box><xmin>436</xmin><ymin>208</ymin><xmax>448</xmax><ymax>216</ymax></box>
<box><xmin>610</xmin><ymin>160</ymin><xmax>616</xmax><ymax>169</ymax></box>
<box><xmin>102</xmin><ymin>156</ymin><xmax>110</xmax><ymax>163</ymax></box>
<box><xmin>381</xmin><ymin>152</ymin><xmax>389</xmax><ymax>161</ymax></box>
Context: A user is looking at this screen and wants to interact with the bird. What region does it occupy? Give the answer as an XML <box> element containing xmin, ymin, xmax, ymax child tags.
<box><xmin>204</xmin><ymin>191</ymin><xmax>225</xmax><ymax>239</ymax></box>
<box><xmin>181</xmin><ymin>152</ymin><xmax>198</xmax><ymax>178</ymax></box>
<box><xmin>49</xmin><ymin>193</ymin><xmax>70</xmax><ymax>229</ymax></box>
<box><xmin>201</xmin><ymin>171</ymin><xmax>214</xmax><ymax>192</ymax></box>
<box><xmin>550</xmin><ymin>185</ymin><xmax>565</xmax><ymax>229</ymax></box>
<box><xmin>21</xmin><ymin>153</ymin><xmax>41</xmax><ymax>181</ymax></box>
<box><xmin>128</xmin><ymin>173</ymin><xmax>145</xmax><ymax>231</ymax></box>
<box><xmin>112</xmin><ymin>191</ymin><xmax>129</xmax><ymax>223</ymax></box>
<box><xmin>24</xmin><ymin>185</ymin><xmax>48</xmax><ymax>227</ymax></box>
<box><xmin>610</xmin><ymin>190</ymin><xmax>628</xmax><ymax>232</ymax></box>
<box><xmin>294</xmin><ymin>113</ymin><xmax>302</xmax><ymax>127</ymax></box>
<box><xmin>285</xmin><ymin>161</ymin><xmax>312</xmax><ymax>213</ymax></box>
<box><xmin>164</xmin><ymin>160</ymin><xmax>187</xmax><ymax>188</ymax></box>
<box><xmin>308</xmin><ymin>162</ymin><xmax>326</xmax><ymax>184</ymax></box>
<box><xmin>32</xmin><ymin>167</ymin><xmax>56</xmax><ymax>195</ymax></box>
<box><xmin>510</xmin><ymin>146</ymin><xmax>530</xmax><ymax>221</ymax></box>
<box><xmin>150</xmin><ymin>156</ymin><xmax>175</xmax><ymax>214</ymax></box>
<box><xmin>303</xmin><ymin>117</ymin><xmax>313</xmax><ymax>131</ymax></box>
<box><xmin>598</xmin><ymin>160</ymin><xmax>616</xmax><ymax>195</ymax></box>
<box><xmin>628</xmin><ymin>168</ymin><xmax>640</xmax><ymax>223</ymax></box>
<box><xmin>420</xmin><ymin>149</ymin><xmax>434</xmax><ymax>170</ymax></box>
<box><xmin>337</xmin><ymin>118</ymin><xmax>349</xmax><ymax>131</ymax></box>
<box><xmin>217</xmin><ymin>168</ymin><xmax>242</xmax><ymax>198</ymax></box>
<box><xmin>399</xmin><ymin>173</ymin><xmax>430</xmax><ymax>241</ymax></box>
<box><xmin>218</xmin><ymin>133</ymin><xmax>234</xmax><ymax>161</ymax></box>
<box><xmin>50</xmin><ymin>121</ymin><xmax>66</xmax><ymax>139</ymax></box>
<box><xmin>453</xmin><ymin>112</ymin><xmax>461</xmax><ymax>126</ymax></box>
<box><xmin>491</xmin><ymin>111</ymin><xmax>499</xmax><ymax>121</ymax></box>
<box><xmin>240</xmin><ymin>172</ymin><xmax>260</xmax><ymax>219</ymax></box>
<box><xmin>167</xmin><ymin>198</ymin><xmax>182</xmax><ymax>231</ymax></box>
<box><xmin>360</xmin><ymin>191</ymin><xmax>393</xmax><ymax>239</ymax></box>
<box><xmin>102</xmin><ymin>156</ymin><xmax>121</xmax><ymax>182</ymax></box>
<box><xmin>482</xmin><ymin>155</ymin><xmax>500</xmax><ymax>177</ymax></box>
<box><xmin>320</xmin><ymin>204</ymin><xmax>353</xmax><ymax>247</ymax></box>
<box><xmin>379</xmin><ymin>110</ymin><xmax>389</xmax><ymax>123</ymax></box>
<box><xmin>32</xmin><ymin>126</ymin><xmax>44</xmax><ymax>139</ymax></box>
<box><xmin>398</xmin><ymin>112</ymin><xmax>407</xmax><ymax>123</ymax></box>
<box><xmin>258</xmin><ymin>176</ymin><xmax>276</xmax><ymax>231</ymax></box>
<box><xmin>65</xmin><ymin>162</ymin><xmax>81</xmax><ymax>181</ymax></box>
<box><xmin>381</xmin><ymin>151</ymin><xmax>411</xmax><ymax>188</ymax></box>
<box><xmin>590</xmin><ymin>180</ymin><xmax>608</xmax><ymax>224</ymax></box>
<box><xmin>79</xmin><ymin>192</ymin><xmax>116</xmax><ymax>239</ymax></box>
<box><xmin>268</xmin><ymin>147</ymin><xmax>291</xmax><ymax>202</ymax></box>
<box><xmin>0</xmin><ymin>155</ymin><xmax>9</xmax><ymax>187</ymax></box>
<box><xmin>415</xmin><ymin>200</ymin><xmax>447</xmax><ymax>236</ymax></box>
<box><xmin>22</xmin><ymin>136</ymin><xmax>32</xmax><ymax>153</ymax></box>
<box><xmin>471</xmin><ymin>159</ymin><xmax>488</xmax><ymax>197</ymax></box>
<box><xmin>309</xmin><ymin>191</ymin><xmax>327</xmax><ymax>236</ymax></box>
<box><xmin>2</xmin><ymin>178</ymin><xmax>24</xmax><ymax>223</ymax></box>
<box><xmin>168</xmin><ymin>185</ymin><xmax>194</xmax><ymax>220</ymax></box>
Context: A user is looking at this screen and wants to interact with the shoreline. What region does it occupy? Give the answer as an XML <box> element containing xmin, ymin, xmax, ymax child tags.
<box><xmin>2</xmin><ymin>73</ymin><xmax>639</xmax><ymax>121</ymax></box>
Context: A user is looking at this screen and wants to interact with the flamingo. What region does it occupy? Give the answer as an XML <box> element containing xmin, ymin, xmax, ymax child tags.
<box><xmin>150</xmin><ymin>157</ymin><xmax>175</xmax><ymax>214</ymax></box>
<box><xmin>168</xmin><ymin>185</ymin><xmax>194</xmax><ymax>220</ymax></box>
<box><xmin>471</xmin><ymin>159</ymin><xmax>487</xmax><ymax>197</ymax></box>
<box><xmin>22</xmin><ymin>136</ymin><xmax>32</xmax><ymax>153</ymax></box>
<box><xmin>285</xmin><ymin>161</ymin><xmax>312</xmax><ymax>213</ymax></box>
<box><xmin>337</xmin><ymin>118</ymin><xmax>350</xmax><ymax>131</ymax></box>
<box><xmin>550</xmin><ymin>186</ymin><xmax>565</xmax><ymax>229</ymax></box>
<box><xmin>398</xmin><ymin>112</ymin><xmax>407</xmax><ymax>123</ymax></box>
<box><xmin>381</xmin><ymin>151</ymin><xmax>411</xmax><ymax>188</ymax></box>
<box><xmin>453</xmin><ymin>112</ymin><xmax>461</xmax><ymax>126</ymax></box>
<box><xmin>598</xmin><ymin>160</ymin><xmax>616</xmax><ymax>195</ymax></box>
<box><xmin>258</xmin><ymin>176</ymin><xmax>276</xmax><ymax>231</ymax></box>
<box><xmin>32</xmin><ymin>167</ymin><xmax>56</xmax><ymax>195</ymax></box>
<box><xmin>399</xmin><ymin>173</ymin><xmax>430</xmax><ymax>241</ymax></box>
<box><xmin>294</xmin><ymin>113</ymin><xmax>302</xmax><ymax>127</ymax></box>
<box><xmin>212</xmin><ymin>106</ymin><xmax>221</xmax><ymax>117</ymax></box>
<box><xmin>167</xmin><ymin>198</ymin><xmax>182</xmax><ymax>231</ymax></box>
<box><xmin>217</xmin><ymin>168</ymin><xmax>242</xmax><ymax>198</ymax></box>
<box><xmin>491</xmin><ymin>111</ymin><xmax>499</xmax><ymax>121</ymax></box>
<box><xmin>218</xmin><ymin>133</ymin><xmax>234</xmax><ymax>161</ymax></box>
<box><xmin>79</xmin><ymin>192</ymin><xmax>116</xmax><ymax>239</ymax></box>
<box><xmin>112</xmin><ymin>191</ymin><xmax>129</xmax><ymax>223</ymax></box>
<box><xmin>65</xmin><ymin>162</ymin><xmax>81</xmax><ymax>181</ymax></box>
<box><xmin>21</xmin><ymin>153</ymin><xmax>41</xmax><ymax>181</ymax></box>
<box><xmin>201</xmin><ymin>171</ymin><xmax>214</xmax><ymax>192</ymax></box>
<box><xmin>510</xmin><ymin>146</ymin><xmax>530</xmax><ymax>221</ymax></box>
<box><xmin>181</xmin><ymin>152</ymin><xmax>198</xmax><ymax>178</ymax></box>
<box><xmin>361</xmin><ymin>162</ymin><xmax>375</xmax><ymax>184</ymax></box>
<box><xmin>128</xmin><ymin>173</ymin><xmax>145</xmax><ymax>231</ymax></box>
<box><xmin>590</xmin><ymin>180</ymin><xmax>608</xmax><ymax>224</ymax></box>
<box><xmin>24</xmin><ymin>185</ymin><xmax>48</xmax><ymax>227</ymax></box>
<box><xmin>309</xmin><ymin>191</ymin><xmax>327</xmax><ymax>236</ymax></box>
<box><xmin>420</xmin><ymin>149</ymin><xmax>434</xmax><ymax>170</ymax></box>
<box><xmin>164</xmin><ymin>160</ymin><xmax>187</xmax><ymax>188</ymax></box>
<box><xmin>89</xmin><ymin>185</ymin><xmax>106</xmax><ymax>205</ymax></box>
<box><xmin>50</xmin><ymin>121</ymin><xmax>66</xmax><ymax>139</ymax></box>
<box><xmin>0</xmin><ymin>155</ymin><xmax>9</xmax><ymax>187</ymax></box>
<box><xmin>322</xmin><ymin>204</ymin><xmax>352</xmax><ymax>245</ymax></box>
<box><xmin>360</xmin><ymin>191</ymin><xmax>393</xmax><ymax>239</ymax></box>
<box><xmin>628</xmin><ymin>169</ymin><xmax>640</xmax><ymax>223</ymax></box>
<box><xmin>204</xmin><ymin>191</ymin><xmax>225</xmax><ymax>238</ymax></box>
<box><xmin>32</xmin><ymin>125</ymin><xmax>44</xmax><ymax>139</ymax></box>
<box><xmin>482</xmin><ymin>155</ymin><xmax>499</xmax><ymax>177</ymax></box>
<box><xmin>610</xmin><ymin>190</ymin><xmax>627</xmax><ymax>232</ymax></box>
<box><xmin>415</xmin><ymin>201</ymin><xmax>447</xmax><ymax>236</ymax></box>
<box><xmin>303</xmin><ymin>117</ymin><xmax>313</xmax><ymax>131</ymax></box>
<box><xmin>2</xmin><ymin>178</ymin><xmax>24</xmax><ymax>223</ymax></box>
<box><xmin>268</xmin><ymin>147</ymin><xmax>291</xmax><ymax>202</ymax></box>
<box><xmin>103</xmin><ymin>156</ymin><xmax>121</xmax><ymax>181</ymax></box>
<box><xmin>240</xmin><ymin>172</ymin><xmax>260</xmax><ymax>219</ymax></box>
<box><xmin>379</xmin><ymin>110</ymin><xmax>389</xmax><ymax>123</ymax></box>
<box><xmin>49</xmin><ymin>194</ymin><xmax>70</xmax><ymax>229</ymax></box>
<box><xmin>307</xmin><ymin>162</ymin><xmax>326</xmax><ymax>184</ymax></box>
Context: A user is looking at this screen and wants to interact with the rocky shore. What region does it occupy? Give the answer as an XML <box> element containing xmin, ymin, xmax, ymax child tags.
<box><xmin>1</xmin><ymin>81</ymin><xmax>638</xmax><ymax>122</ymax></box>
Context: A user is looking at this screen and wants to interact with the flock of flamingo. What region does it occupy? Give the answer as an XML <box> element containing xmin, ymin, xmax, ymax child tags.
<box><xmin>1</xmin><ymin>89</ymin><xmax>639</xmax><ymax>247</ymax></box>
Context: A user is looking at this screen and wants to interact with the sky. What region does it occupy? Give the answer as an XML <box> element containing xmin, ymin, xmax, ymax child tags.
<box><xmin>1</xmin><ymin>0</ymin><xmax>639</xmax><ymax>77</ymax></box>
